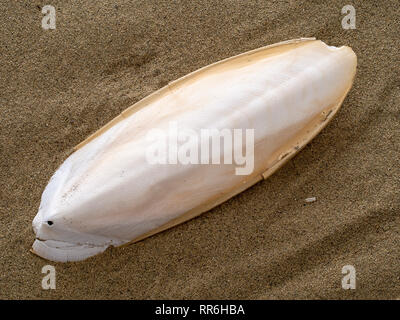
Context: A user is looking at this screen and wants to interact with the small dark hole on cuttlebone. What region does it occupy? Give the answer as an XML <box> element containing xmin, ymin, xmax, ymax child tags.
<box><xmin>47</xmin><ymin>221</ymin><xmax>54</xmax><ymax>226</ymax></box>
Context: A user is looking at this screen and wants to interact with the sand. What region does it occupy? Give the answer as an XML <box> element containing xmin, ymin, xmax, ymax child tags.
<box><xmin>0</xmin><ymin>0</ymin><xmax>399</xmax><ymax>299</ymax></box>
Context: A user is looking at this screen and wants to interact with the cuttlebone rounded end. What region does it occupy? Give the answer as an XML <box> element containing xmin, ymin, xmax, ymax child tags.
<box><xmin>31</xmin><ymin>239</ymin><xmax>109</xmax><ymax>262</ymax></box>
<box><xmin>319</xmin><ymin>40</ymin><xmax>357</xmax><ymax>80</ymax></box>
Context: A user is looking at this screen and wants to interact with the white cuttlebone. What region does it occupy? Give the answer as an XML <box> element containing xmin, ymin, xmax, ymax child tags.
<box><xmin>32</xmin><ymin>38</ymin><xmax>357</xmax><ymax>262</ymax></box>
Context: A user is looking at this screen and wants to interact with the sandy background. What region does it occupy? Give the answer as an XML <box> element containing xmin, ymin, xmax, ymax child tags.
<box><xmin>0</xmin><ymin>0</ymin><xmax>399</xmax><ymax>299</ymax></box>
